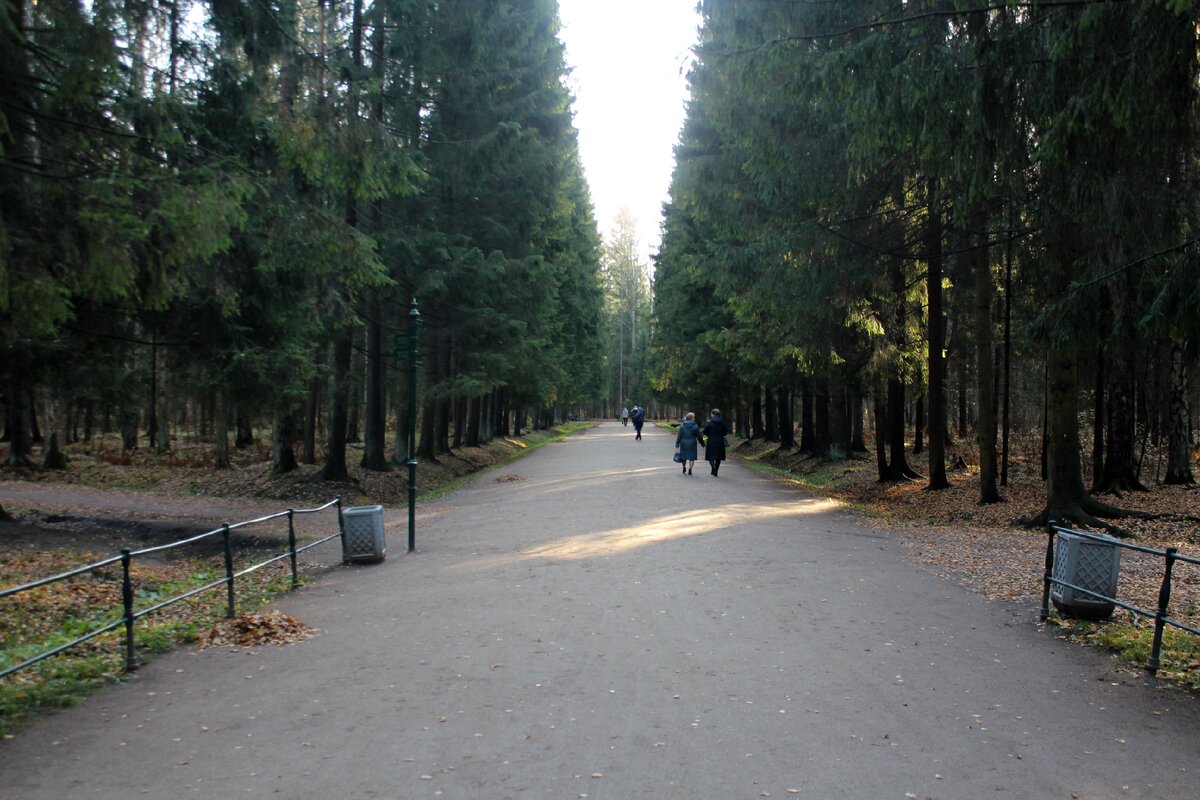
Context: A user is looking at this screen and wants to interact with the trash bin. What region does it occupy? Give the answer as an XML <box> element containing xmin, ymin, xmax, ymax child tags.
<box><xmin>342</xmin><ymin>504</ymin><xmax>386</xmax><ymax>563</ymax></box>
<box><xmin>1051</xmin><ymin>530</ymin><xmax>1120</xmax><ymax>619</ymax></box>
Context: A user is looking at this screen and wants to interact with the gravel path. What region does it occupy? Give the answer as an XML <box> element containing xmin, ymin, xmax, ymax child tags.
<box><xmin>2</xmin><ymin>421</ymin><xmax>1198</xmax><ymax>799</ymax></box>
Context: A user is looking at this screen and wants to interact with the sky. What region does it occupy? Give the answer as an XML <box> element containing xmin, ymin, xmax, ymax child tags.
<box><xmin>556</xmin><ymin>1</ymin><xmax>701</xmax><ymax>263</ymax></box>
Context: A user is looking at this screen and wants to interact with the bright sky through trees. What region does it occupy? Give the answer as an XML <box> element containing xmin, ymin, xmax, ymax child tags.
<box><xmin>557</xmin><ymin>0</ymin><xmax>700</xmax><ymax>262</ymax></box>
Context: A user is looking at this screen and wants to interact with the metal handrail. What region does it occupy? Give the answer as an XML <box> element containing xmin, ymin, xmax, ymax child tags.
<box><xmin>1040</xmin><ymin>520</ymin><xmax>1200</xmax><ymax>674</ymax></box>
<box><xmin>0</xmin><ymin>497</ymin><xmax>345</xmax><ymax>680</ymax></box>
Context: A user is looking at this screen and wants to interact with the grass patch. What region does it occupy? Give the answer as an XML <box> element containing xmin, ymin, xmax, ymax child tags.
<box><xmin>1050</xmin><ymin>612</ymin><xmax>1200</xmax><ymax>690</ymax></box>
<box><xmin>1</xmin><ymin>551</ymin><xmax>317</xmax><ymax>736</ymax></box>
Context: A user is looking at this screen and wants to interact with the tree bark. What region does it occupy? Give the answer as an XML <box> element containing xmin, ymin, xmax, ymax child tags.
<box><xmin>973</xmin><ymin>228</ymin><xmax>1000</xmax><ymax>504</ymax></box>
<box><xmin>272</xmin><ymin>413</ymin><xmax>299</xmax><ymax>475</ymax></box>
<box><xmin>303</xmin><ymin>375</ymin><xmax>319</xmax><ymax>464</ymax></box>
<box><xmin>4</xmin><ymin>369</ymin><xmax>34</xmax><ymax>466</ymax></box>
<box><xmin>1092</xmin><ymin>288</ymin><xmax>1107</xmax><ymax>486</ymax></box>
<box><xmin>466</xmin><ymin>395</ymin><xmax>482</xmax><ymax>448</ymax></box>
<box><xmin>213</xmin><ymin>387</ymin><xmax>230</xmax><ymax>469</ymax></box>
<box><xmin>1094</xmin><ymin>268</ymin><xmax>1147</xmax><ymax>494</ymax></box>
<box><xmin>873</xmin><ymin>378</ymin><xmax>889</xmax><ymax>480</ymax></box>
<box><xmin>764</xmin><ymin>386</ymin><xmax>778</xmax><ymax>442</ymax></box>
<box><xmin>829</xmin><ymin>379</ymin><xmax>849</xmax><ymax>458</ymax></box>
<box><xmin>913</xmin><ymin>393</ymin><xmax>925</xmax><ymax>456</ymax></box>
<box><xmin>751</xmin><ymin>389</ymin><xmax>764</xmax><ymax>439</ymax></box>
<box><xmin>778</xmin><ymin>388</ymin><xmax>794</xmax><ymax>449</ymax></box>
<box><xmin>319</xmin><ymin>335</ymin><xmax>353</xmax><ymax>481</ymax></box>
<box><xmin>360</xmin><ymin>297</ymin><xmax>389</xmax><ymax>470</ymax></box>
<box><xmin>814</xmin><ymin>378</ymin><xmax>831</xmax><ymax>456</ymax></box>
<box><xmin>925</xmin><ymin>181</ymin><xmax>950</xmax><ymax>490</ymax></box>
<box><xmin>1164</xmin><ymin>339</ymin><xmax>1195</xmax><ymax>485</ymax></box>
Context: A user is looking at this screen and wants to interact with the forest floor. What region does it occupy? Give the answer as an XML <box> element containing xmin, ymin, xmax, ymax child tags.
<box><xmin>1</xmin><ymin>421</ymin><xmax>1199</xmax><ymax>725</ymax></box>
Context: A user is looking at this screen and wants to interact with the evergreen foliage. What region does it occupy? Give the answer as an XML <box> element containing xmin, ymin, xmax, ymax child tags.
<box><xmin>0</xmin><ymin>0</ymin><xmax>606</xmax><ymax>486</ymax></box>
<box><xmin>652</xmin><ymin>0</ymin><xmax>1200</xmax><ymax>527</ymax></box>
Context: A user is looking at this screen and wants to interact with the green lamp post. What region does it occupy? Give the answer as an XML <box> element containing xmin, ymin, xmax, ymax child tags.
<box><xmin>408</xmin><ymin>298</ymin><xmax>419</xmax><ymax>553</ymax></box>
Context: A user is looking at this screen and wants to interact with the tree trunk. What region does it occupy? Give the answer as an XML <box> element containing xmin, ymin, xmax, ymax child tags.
<box><xmin>466</xmin><ymin>395</ymin><xmax>482</xmax><ymax>448</ymax></box>
<box><xmin>43</xmin><ymin>432</ymin><xmax>67</xmax><ymax>470</ymax></box>
<box><xmin>1001</xmin><ymin>216</ymin><xmax>1013</xmax><ymax>486</ymax></box>
<box><xmin>1094</xmin><ymin>268</ymin><xmax>1147</xmax><ymax>494</ymax></box>
<box><xmin>1164</xmin><ymin>339</ymin><xmax>1194</xmax><ymax>485</ymax></box>
<box><xmin>764</xmin><ymin>386</ymin><xmax>778</xmax><ymax>442</ymax></box>
<box><xmin>1035</xmin><ymin>258</ymin><xmax>1139</xmax><ymax>532</ymax></box>
<box><xmin>452</xmin><ymin>396</ymin><xmax>466</xmax><ymax>448</ymax></box>
<box><xmin>121</xmin><ymin>407</ymin><xmax>140</xmax><ymax>453</ymax></box>
<box><xmin>814</xmin><ymin>378</ymin><xmax>831</xmax><ymax>456</ymax></box>
<box><xmin>4</xmin><ymin>369</ymin><xmax>34</xmax><ymax>466</ymax></box>
<box><xmin>360</xmin><ymin>296</ymin><xmax>389</xmax><ymax>470</ymax></box>
<box><xmin>884</xmin><ymin>376</ymin><xmax>920</xmax><ymax>480</ymax></box>
<box><xmin>829</xmin><ymin>379</ymin><xmax>849</xmax><ymax>458</ymax></box>
<box><xmin>213</xmin><ymin>387</ymin><xmax>230</xmax><ymax>469</ymax></box>
<box><xmin>1092</xmin><ymin>288</ymin><xmax>1107</xmax><ymax>486</ymax></box>
<box><xmin>303</xmin><ymin>376</ymin><xmax>319</xmax><ymax>464</ymax></box>
<box><xmin>799</xmin><ymin>382</ymin><xmax>815</xmax><ymax>452</ymax></box>
<box><xmin>913</xmin><ymin>393</ymin><xmax>925</xmax><ymax>456</ymax></box>
<box><xmin>778</xmin><ymin>388</ymin><xmax>795</xmax><ymax>449</ymax></box>
<box><xmin>751</xmin><ymin>389</ymin><xmax>765</xmax><ymax>439</ymax></box>
<box><xmin>345</xmin><ymin>336</ymin><xmax>363</xmax><ymax>444</ymax></box>
<box><xmin>147</xmin><ymin>335</ymin><xmax>159</xmax><ymax>447</ymax></box>
<box><xmin>235</xmin><ymin>412</ymin><xmax>253</xmax><ymax>448</ymax></box>
<box><xmin>973</xmin><ymin>228</ymin><xmax>1000</xmax><ymax>504</ymax></box>
<box><xmin>925</xmin><ymin>181</ymin><xmax>950</xmax><ymax>490</ymax></box>
<box><xmin>873</xmin><ymin>377</ymin><xmax>889</xmax><ymax>480</ymax></box>
<box><xmin>850</xmin><ymin>389</ymin><xmax>867</xmax><ymax>452</ymax></box>
<box><xmin>319</xmin><ymin>335</ymin><xmax>353</xmax><ymax>481</ymax></box>
<box><xmin>272</xmin><ymin>413</ymin><xmax>299</xmax><ymax>475</ymax></box>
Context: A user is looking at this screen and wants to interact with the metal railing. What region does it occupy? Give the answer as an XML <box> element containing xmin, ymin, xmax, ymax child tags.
<box><xmin>1040</xmin><ymin>519</ymin><xmax>1200</xmax><ymax>674</ymax></box>
<box><xmin>0</xmin><ymin>497</ymin><xmax>346</xmax><ymax>679</ymax></box>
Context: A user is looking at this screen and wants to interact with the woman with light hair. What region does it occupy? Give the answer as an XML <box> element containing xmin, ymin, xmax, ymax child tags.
<box><xmin>675</xmin><ymin>412</ymin><xmax>703</xmax><ymax>475</ymax></box>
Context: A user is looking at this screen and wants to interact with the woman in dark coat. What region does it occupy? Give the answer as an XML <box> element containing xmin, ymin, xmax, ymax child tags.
<box><xmin>675</xmin><ymin>412</ymin><xmax>702</xmax><ymax>475</ymax></box>
<box><xmin>702</xmin><ymin>408</ymin><xmax>728</xmax><ymax>476</ymax></box>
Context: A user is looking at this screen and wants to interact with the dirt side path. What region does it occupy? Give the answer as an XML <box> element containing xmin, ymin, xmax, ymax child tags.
<box><xmin>0</xmin><ymin>481</ymin><xmax>354</xmax><ymax>557</ymax></box>
<box><xmin>2</xmin><ymin>422</ymin><xmax>1199</xmax><ymax>798</ymax></box>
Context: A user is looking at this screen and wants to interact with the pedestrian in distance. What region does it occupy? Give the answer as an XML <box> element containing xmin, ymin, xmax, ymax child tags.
<box><xmin>630</xmin><ymin>405</ymin><xmax>645</xmax><ymax>440</ymax></box>
<box><xmin>675</xmin><ymin>412</ymin><xmax>702</xmax><ymax>475</ymax></box>
<box><xmin>621</xmin><ymin>406</ymin><xmax>629</xmax><ymax>426</ymax></box>
<box><xmin>702</xmin><ymin>408</ymin><xmax>728</xmax><ymax>476</ymax></box>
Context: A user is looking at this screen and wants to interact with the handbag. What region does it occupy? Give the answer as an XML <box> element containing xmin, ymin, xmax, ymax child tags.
<box><xmin>723</xmin><ymin>436</ymin><xmax>730</xmax><ymax>447</ymax></box>
<box><xmin>673</xmin><ymin>446</ymin><xmax>683</xmax><ymax>463</ymax></box>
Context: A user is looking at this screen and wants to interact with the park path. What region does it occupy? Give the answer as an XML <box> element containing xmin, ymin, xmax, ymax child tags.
<box><xmin>2</xmin><ymin>421</ymin><xmax>1199</xmax><ymax>799</ymax></box>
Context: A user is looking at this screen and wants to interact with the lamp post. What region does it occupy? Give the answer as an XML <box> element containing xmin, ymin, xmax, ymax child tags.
<box><xmin>407</xmin><ymin>298</ymin><xmax>419</xmax><ymax>553</ymax></box>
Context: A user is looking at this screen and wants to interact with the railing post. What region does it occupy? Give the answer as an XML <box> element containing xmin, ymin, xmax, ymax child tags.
<box><xmin>1148</xmin><ymin>547</ymin><xmax>1177</xmax><ymax>675</ymax></box>
<box><xmin>287</xmin><ymin>509</ymin><xmax>299</xmax><ymax>589</ymax></box>
<box><xmin>336</xmin><ymin>496</ymin><xmax>346</xmax><ymax>561</ymax></box>
<box><xmin>222</xmin><ymin>523</ymin><xmax>235</xmax><ymax>619</ymax></box>
<box><xmin>121</xmin><ymin>549</ymin><xmax>138</xmax><ymax>672</ymax></box>
<box><xmin>1040</xmin><ymin>519</ymin><xmax>1057</xmax><ymax>621</ymax></box>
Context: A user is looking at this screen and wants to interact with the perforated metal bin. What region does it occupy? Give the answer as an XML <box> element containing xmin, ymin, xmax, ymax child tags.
<box><xmin>342</xmin><ymin>504</ymin><xmax>386</xmax><ymax>563</ymax></box>
<box><xmin>1051</xmin><ymin>531</ymin><xmax>1120</xmax><ymax>619</ymax></box>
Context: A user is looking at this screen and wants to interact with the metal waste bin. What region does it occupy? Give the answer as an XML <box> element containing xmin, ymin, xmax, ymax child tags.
<box><xmin>342</xmin><ymin>504</ymin><xmax>386</xmax><ymax>563</ymax></box>
<box><xmin>1051</xmin><ymin>531</ymin><xmax>1120</xmax><ymax>619</ymax></box>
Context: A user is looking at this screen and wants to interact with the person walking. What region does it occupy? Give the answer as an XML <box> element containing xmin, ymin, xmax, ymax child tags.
<box><xmin>675</xmin><ymin>412</ymin><xmax>702</xmax><ymax>475</ymax></box>
<box><xmin>630</xmin><ymin>405</ymin><xmax>645</xmax><ymax>440</ymax></box>
<box><xmin>621</xmin><ymin>406</ymin><xmax>629</xmax><ymax>426</ymax></box>
<box><xmin>702</xmin><ymin>408</ymin><xmax>728</xmax><ymax>476</ymax></box>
